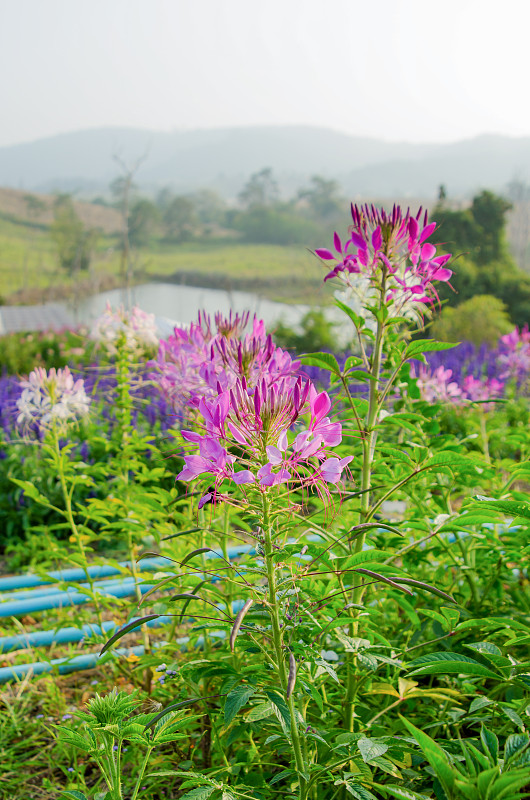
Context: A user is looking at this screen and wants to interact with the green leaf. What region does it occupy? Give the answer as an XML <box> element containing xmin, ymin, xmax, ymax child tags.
<box><xmin>224</xmin><ymin>685</ymin><xmax>255</xmax><ymax>725</ymax></box>
<box><xmin>501</xmin><ymin>706</ymin><xmax>524</xmax><ymax>728</ymax></box>
<box><xmin>300</xmin><ymin>352</ymin><xmax>341</xmax><ymax>375</ymax></box>
<box><xmin>408</xmin><ymin>659</ymin><xmax>500</xmax><ymax>680</ymax></box>
<box><xmin>246</xmin><ymin>701</ymin><xmax>274</xmax><ymax>722</ymax></box>
<box><xmin>373</xmin><ymin>784</ymin><xmax>431</xmax><ymax>800</ymax></box>
<box><xmin>334</xmin><ymin>298</ymin><xmax>365</xmax><ymax>329</ymax></box>
<box><xmin>400</xmin><ymin>716</ymin><xmax>455</xmax><ymax>794</ymax></box>
<box><xmin>504</xmin><ymin>733</ymin><xmax>530</xmax><ymax>764</ymax></box>
<box><xmin>357</xmin><ymin>736</ymin><xmax>389</xmax><ymax>763</ymax></box>
<box><xmin>343</xmin><ymin>549</ymin><xmax>394</xmax><ymax>568</ymax></box>
<box><xmin>480</xmin><ymin>726</ymin><xmax>499</xmax><ymax>764</ymax></box>
<box><xmin>346</xmin><ymin>786</ymin><xmax>379</xmax><ymax>800</ymax></box>
<box><xmin>179</xmin><ymin>789</ymin><xmax>215</xmax><ymax>800</ymax></box>
<box><xmin>472</xmin><ymin>497</ymin><xmax>530</xmax><ymax>521</ymax></box>
<box><xmin>405</xmin><ymin>340</ymin><xmax>458</xmax><ymax>359</ymax></box>
<box><xmin>59</xmin><ymin>793</ymin><xmax>89</xmax><ymax>800</ymax></box>
<box><xmin>344</xmin><ymin>355</ymin><xmax>364</xmax><ymax>371</ymax></box>
<box><xmin>265</xmin><ymin>690</ymin><xmax>292</xmax><ymax>731</ymax></box>
<box><xmin>269</xmin><ymin>769</ymin><xmax>293</xmax><ymax>785</ymax></box>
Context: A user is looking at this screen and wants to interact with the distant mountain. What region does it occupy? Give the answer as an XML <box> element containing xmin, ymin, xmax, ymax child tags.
<box><xmin>0</xmin><ymin>126</ymin><xmax>527</xmax><ymax>198</ymax></box>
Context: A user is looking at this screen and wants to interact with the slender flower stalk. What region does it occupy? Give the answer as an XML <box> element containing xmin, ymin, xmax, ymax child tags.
<box><xmin>316</xmin><ymin>203</ymin><xmax>453</xmax><ymax>732</ymax></box>
<box><xmin>176</xmin><ymin>375</ymin><xmax>350</xmax><ymax>798</ymax></box>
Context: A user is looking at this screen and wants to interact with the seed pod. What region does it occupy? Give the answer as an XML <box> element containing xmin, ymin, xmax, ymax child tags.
<box><xmin>286</xmin><ymin>652</ymin><xmax>296</xmax><ymax>699</ymax></box>
<box><xmin>229</xmin><ymin>598</ymin><xmax>253</xmax><ymax>652</ymax></box>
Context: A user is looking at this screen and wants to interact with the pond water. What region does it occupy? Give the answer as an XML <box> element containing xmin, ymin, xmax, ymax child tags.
<box><xmin>69</xmin><ymin>282</ymin><xmax>312</xmax><ymax>335</ymax></box>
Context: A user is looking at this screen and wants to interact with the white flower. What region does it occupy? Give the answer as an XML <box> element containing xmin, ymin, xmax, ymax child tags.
<box><xmin>91</xmin><ymin>303</ymin><xmax>158</xmax><ymax>355</ymax></box>
<box><xmin>16</xmin><ymin>367</ymin><xmax>90</xmax><ymax>431</ymax></box>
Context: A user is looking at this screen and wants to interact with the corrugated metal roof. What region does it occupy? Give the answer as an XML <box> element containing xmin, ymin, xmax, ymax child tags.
<box><xmin>0</xmin><ymin>303</ymin><xmax>76</xmax><ymax>334</ymax></box>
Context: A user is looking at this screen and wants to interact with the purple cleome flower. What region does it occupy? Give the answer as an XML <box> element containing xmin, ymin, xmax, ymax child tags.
<box><xmin>153</xmin><ymin>311</ymin><xmax>299</xmax><ymax>421</ymax></box>
<box><xmin>316</xmin><ymin>204</ymin><xmax>452</xmax><ymax>321</ymax></box>
<box><xmin>177</xmin><ymin>374</ymin><xmax>352</xmax><ymax>507</ymax></box>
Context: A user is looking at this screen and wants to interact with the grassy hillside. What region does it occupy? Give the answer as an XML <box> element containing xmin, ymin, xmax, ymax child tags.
<box><xmin>0</xmin><ymin>214</ymin><xmax>330</xmax><ymax>306</ymax></box>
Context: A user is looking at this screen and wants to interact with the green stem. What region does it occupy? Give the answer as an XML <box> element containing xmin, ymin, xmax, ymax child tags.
<box><xmin>130</xmin><ymin>745</ymin><xmax>153</xmax><ymax>800</ymax></box>
<box><xmin>262</xmin><ymin>493</ymin><xmax>307</xmax><ymax>800</ymax></box>
<box><xmin>344</xmin><ymin>314</ymin><xmax>385</xmax><ymax>731</ymax></box>
<box><xmin>52</xmin><ymin>428</ymin><xmax>104</xmax><ymax>630</ymax></box>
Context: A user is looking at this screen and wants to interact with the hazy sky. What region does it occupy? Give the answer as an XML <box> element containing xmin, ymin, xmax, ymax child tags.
<box><xmin>1</xmin><ymin>0</ymin><xmax>529</xmax><ymax>148</ymax></box>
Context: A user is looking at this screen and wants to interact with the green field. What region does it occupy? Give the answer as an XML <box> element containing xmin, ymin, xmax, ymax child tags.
<box><xmin>0</xmin><ymin>217</ymin><xmax>331</xmax><ymax>306</ymax></box>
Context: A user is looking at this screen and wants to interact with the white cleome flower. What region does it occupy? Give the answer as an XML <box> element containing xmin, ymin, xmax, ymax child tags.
<box><xmin>91</xmin><ymin>303</ymin><xmax>158</xmax><ymax>355</ymax></box>
<box><xmin>16</xmin><ymin>366</ymin><xmax>91</xmax><ymax>431</ymax></box>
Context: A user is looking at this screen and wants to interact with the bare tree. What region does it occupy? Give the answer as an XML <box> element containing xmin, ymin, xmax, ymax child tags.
<box><xmin>111</xmin><ymin>150</ymin><xmax>148</xmax><ymax>308</ymax></box>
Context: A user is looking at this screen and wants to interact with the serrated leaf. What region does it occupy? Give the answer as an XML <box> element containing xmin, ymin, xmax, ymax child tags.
<box><xmin>504</xmin><ymin>733</ymin><xmax>530</xmax><ymax>764</ymax></box>
<box><xmin>357</xmin><ymin>736</ymin><xmax>388</xmax><ymax>763</ymax></box>
<box><xmin>59</xmin><ymin>793</ymin><xmax>89</xmax><ymax>800</ymax></box>
<box><xmin>480</xmin><ymin>725</ymin><xmax>499</xmax><ymax>764</ymax></box>
<box><xmin>246</xmin><ymin>701</ymin><xmax>274</xmax><ymax>722</ymax></box>
<box><xmin>224</xmin><ymin>685</ymin><xmax>255</xmax><ymax>725</ymax></box>
<box><xmin>269</xmin><ymin>769</ymin><xmax>293</xmax><ymax>785</ymax></box>
<box><xmin>469</xmin><ymin>696</ymin><xmax>493</xmax><ymax>713</ymax></box>
<box><xmin>501</xmin><ymin>706</ymin><xmax>524</xmax><ymax>728</ymax></box>
<box><xmin>179</xmin><ymin>788</ymin><xmax>215</xmax><ymax>800</ymax></box>
<box><xmin>372</xmin><ymin>783</ymin><xmax>431</xmax><ymax>800</ymax></box>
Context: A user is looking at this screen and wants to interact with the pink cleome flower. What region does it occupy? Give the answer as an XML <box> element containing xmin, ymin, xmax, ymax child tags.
<box><xmin>154</xmin><ymin>311</ymin><xmax>300</xmax><ymax>418</ymax></box>
<box><xmin>497</xmin><ymin>325</ymin><xmax>530</xmax><ymax>380</ymax></box>
<box><xmin>411</xmin><ymin>364</ymin><xmax>464</xmax><ymax>405</ymax></box>
<box><xmin>412</xmin><ymin>364</ymin><xmax>503</xmax><ymax>411</ymax></box>
<box><xmin>16</xmin><ymin>366</ymin><xmax>90</xmax><ymax>431</ymax></box>
<box><xmin>461</xmin><ymin>375</ymin><xmax>504</xmax><ymax>412</ymax></box>
<box><xmin>177</xmin><ymin>376</ymin><xmax>352</xmax><ymax>507</ymax></box>
<box><xmin>315</xmin><ymin>204</ymin><xmax>452</xmax><ymax>320</ymax></box>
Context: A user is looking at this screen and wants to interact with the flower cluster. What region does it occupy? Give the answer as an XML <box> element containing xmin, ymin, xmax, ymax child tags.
<box><xmin>177</xmin><ymin>376</ymin><xmax>352</xmax><ymax>508</ymax></box>
<box><xmin>411</xmin><ymin>363</ymin><xmax>504</xmax><ymax>411</ymax></box>
<box><xmin>16</xmin><ymin>366</ymin><xmax>91</xmax><ymax>432</ymax></box>
<box><xmin>497</xmin><ymin>325</ymin><xmax>530</xmax><ymax>380</ymax></box>
<box><xmin>91</xmin><ymin>303</ymin><xmax>158</xmax><ymax>355</ymax></box>
<box><xmin>411</xmin><ymin>364</ymin><xmax>463</xmax><ymax>404</ymax></box>
<box><xmin>316</xmin><ymin>204</ymin><xmax>452</xmax><ymax>321</ymax></box>
<box><xmin>154</xmin><ymin>311</ymin><xmax>300</xmax><ymax>418</ymax></box>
